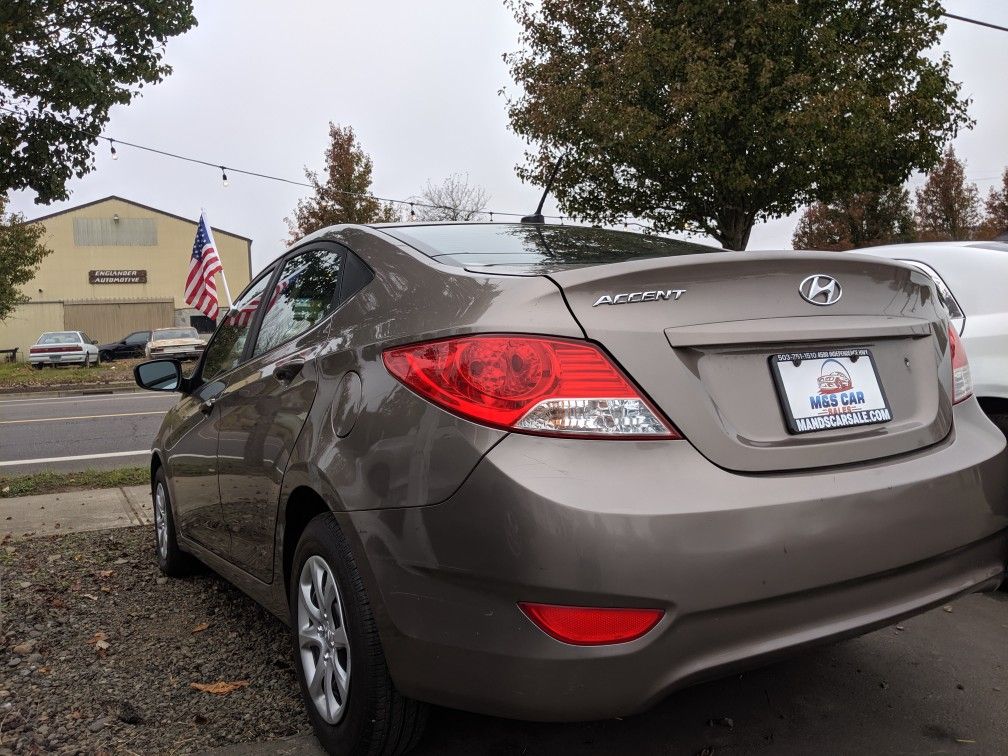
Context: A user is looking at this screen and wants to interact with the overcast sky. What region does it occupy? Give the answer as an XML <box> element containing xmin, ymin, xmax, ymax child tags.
<box><xmin>10</xmin><ymin>0</ymin><xmax>1008</xmax><ymax>274</ymax></box>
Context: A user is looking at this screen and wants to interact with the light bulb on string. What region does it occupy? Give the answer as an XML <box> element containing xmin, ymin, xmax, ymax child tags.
<box><xmin>221</xmin><ymin>166</ymin><xmax>229</xmax><ymax>187</ymax></box>
<box><xmin>110</xmin><ymin>140</ymin><xmax>118</xmax><ymax>160</ymax></box>
<box><xmin>409</xmin><ymin>202</ymin><xmax>415</xmax><ymax>220</ymax></box>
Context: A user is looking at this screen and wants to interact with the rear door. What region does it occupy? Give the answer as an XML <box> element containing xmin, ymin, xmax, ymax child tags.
<box><xmin>215</xmin><ymin>244</ymin><xmax>345</xmax><ymax>582</ymax></box>
<box><xmin>123</xmin><ymin>331</ymin><xmax>150</xmax><ymax>357</ymax></box>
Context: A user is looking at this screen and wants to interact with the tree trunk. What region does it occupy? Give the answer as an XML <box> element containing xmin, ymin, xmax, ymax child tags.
<box><xmin>714</xmin><ymin>208</ymin><xmax>755</xmax><ymax>251</ymax></box>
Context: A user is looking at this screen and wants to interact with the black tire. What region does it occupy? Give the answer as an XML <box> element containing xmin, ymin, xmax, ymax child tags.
<box><xmin>986</xmin><ymin>415</ymin><xmax>1008</xmax><ymax>592</ymax></box>
<box><xmin>152</xmin><ymin>467</ymin><xmax>197</xmax><ymax>576</ymax></box>
<box><xmin>290</xmin><ymin>512</ymin><xmax>427</xmax><ymax>755</ymax></box>
<box><xmin>987</xmin><ymin>413</ymin><xmax>1008</xmax><ymax>440</ymax></box>
<box><xmin>99</xmin><ymin>350</ymin><xmax>112</xmax><ymax>362</ymax></box>
<box><xmin>31</xmin><ymin>363</ymin><xmax>43</xmax><ymax>370</ymax></box>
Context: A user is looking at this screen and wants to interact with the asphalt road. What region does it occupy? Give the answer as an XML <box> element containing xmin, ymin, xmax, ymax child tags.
<box><xmin>0</xmin><ymin>391</ymin><xmax>177</xmax><ymax>474</ymax></box>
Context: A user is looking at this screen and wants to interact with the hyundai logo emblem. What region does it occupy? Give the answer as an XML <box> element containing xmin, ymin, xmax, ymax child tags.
<box><xmin>799</xmin><ymin>274</ymin><xmax>842</xmax><ymax>306</ymax></box>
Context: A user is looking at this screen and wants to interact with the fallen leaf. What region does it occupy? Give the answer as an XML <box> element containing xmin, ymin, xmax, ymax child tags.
<box><xmin>190</xmin><ymin>680</ymin><xmax>250</xmax><ymax>695</ymax></box>
<box><xmin>955</xmin><ymin>739</ymin><xmax>976</xmax><ymax>745</ymax></box>
<box><xmin>192</xmin><ymin>622</ymin><xmax>210</xmax><ymax>634</ymax></box>
<box><xmin>895</xmin><ymin>625</ymin><xmax>905</xmax><ymax>632</ymax></box>
<box><xmin>943</xmin><ymin>605</ymin><xmax>953</xmax><ymax>613</ymax></box>
<box><xmin>81</xmin><ymin>593</ymin><xmax>99</xmax><ymax>601</ymax></box>
<box><xmin>97</xmin><ymin>570</ymin><xmax>113</xmax><ymax>579</ymax></box>
<box><xmin>70</xmin><ymin>580</ymin><xmax>82</xmax><ymax>592</ymax></box>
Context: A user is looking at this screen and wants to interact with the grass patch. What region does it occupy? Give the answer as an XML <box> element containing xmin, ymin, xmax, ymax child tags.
<box><xmin>0</xmin><ymin>467</ymin><xmax>149</xmax><ymax>498</ymax></box>
<box><xmin>0</xmin><ymin>358</ymin><xmax>145</xmax><ymax>389</ymax></box>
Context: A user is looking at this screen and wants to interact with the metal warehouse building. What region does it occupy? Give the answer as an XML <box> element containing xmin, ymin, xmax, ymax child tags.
<box><xmin>1</xmin><ymin>196</ymin><xmax>252</xmax><ymax>359</ymax></box>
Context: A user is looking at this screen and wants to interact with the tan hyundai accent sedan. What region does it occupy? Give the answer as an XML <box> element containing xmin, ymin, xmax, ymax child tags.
<box><xmin>133</xmin><ymin>223</ymin><xmax>1008</xmax><ymax>754</ymax></box>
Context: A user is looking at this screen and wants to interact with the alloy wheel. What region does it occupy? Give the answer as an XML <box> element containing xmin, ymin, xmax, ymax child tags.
<box><xmin>154</xmin><ymin>482</ymin><xmax>168</xmax><ymax>559</ymax></box>
<box><xmin>297</xmin><ymin>554</ymin><xmax>351</xmax><ymax>724</ymax></box>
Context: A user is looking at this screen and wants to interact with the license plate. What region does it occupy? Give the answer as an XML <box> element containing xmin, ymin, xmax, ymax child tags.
<box><xmin>770</xmin><ymin>348</ymin><xmax>892</xmax><ymax>434</ymax></box>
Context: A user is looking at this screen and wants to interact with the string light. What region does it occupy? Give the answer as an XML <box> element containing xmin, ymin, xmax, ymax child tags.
<box><xmin>0</xmin><ymin>102</ymin><xmax>581</xmax><ymax>222</ymax></box>
<box><xmin>409</xmin><ymin>202</ymin><xmax>415</xmax><ymax>220</ymax></box>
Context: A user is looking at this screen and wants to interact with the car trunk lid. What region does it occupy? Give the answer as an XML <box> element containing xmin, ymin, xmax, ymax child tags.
<box><xmin>540</xmin><ymin>251</ymin><xmax>953</xmax><ymax>473</ymax></box>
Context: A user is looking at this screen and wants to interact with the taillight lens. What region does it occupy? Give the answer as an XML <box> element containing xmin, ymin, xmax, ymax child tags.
<box><xmin>519</xmin><ymin>603</ymin><xmax>664</xmax><ymax>645</ymax></box>
<box><xmin>947</xmin><ymin>324</ymin><xmax>972</xmax><ymax>404</ymax></box>
<box><xmin>382</xmin><ymin>335</ymin><xmax>679</xmax><ymax>438</ymax></box>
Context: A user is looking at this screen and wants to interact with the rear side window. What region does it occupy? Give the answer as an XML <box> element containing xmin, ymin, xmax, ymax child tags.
<box><xmin>202</xmin><ymin>270</ymin><xmax>274</xmax><ymax>380</ymax></box>
<box><xmin>38</xmin><ymin>332</ymin><xmax>79</xmax><ymax>344</ymax></box>
<box><xmin>252</xmin><ymin>248</ymin><xmax>343</xmax><ymax>357</ymax></box>
<box><xmin>381</xmin><ymin>224</ymin><xmax>719</xmax><ymax>267</ymax></box>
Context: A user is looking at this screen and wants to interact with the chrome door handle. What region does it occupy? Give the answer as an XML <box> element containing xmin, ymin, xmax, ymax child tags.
<box><xmin>199</xmin><ymin>397</ymin><xmax>217</xmax><ymax>415</ymax></box>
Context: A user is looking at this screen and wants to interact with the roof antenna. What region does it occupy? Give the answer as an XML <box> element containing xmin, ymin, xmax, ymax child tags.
<box><xmin>521</xmin><ymin>154</ymin><xmax>564</xmax><ymax>224</ymax></box>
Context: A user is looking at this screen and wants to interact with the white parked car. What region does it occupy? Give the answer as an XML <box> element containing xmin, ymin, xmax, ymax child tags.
<box><xmin>145</xmin><ymin>327</ymin><xmax>206</xmax><ymax>361</ymax></box>
<box><xmin>855</xmin><ymin>241</ymin><xmax>1008</xmax><ymax>436</ymax></box>
<box><xmin>28</xmin><ymin>330</ymin><xmax>100</xmax><ymax>368</ymax></box>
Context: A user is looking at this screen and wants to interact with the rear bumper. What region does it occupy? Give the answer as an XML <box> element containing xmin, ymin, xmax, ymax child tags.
<box><xmin>28</xmin><ymin>353</ymin><xmax>87</xmax><ymax>365</ymax></box>
<box><xmin>345</xmin><ymin>399</ymin><xmax>1008</xmax><ymax>721</ymax></box>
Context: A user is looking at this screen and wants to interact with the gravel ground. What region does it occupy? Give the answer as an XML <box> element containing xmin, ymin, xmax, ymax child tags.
<box><xmin>0</xmin><ymin>527</ymin><xmax>308</xmax><ymax>754</ymax></box>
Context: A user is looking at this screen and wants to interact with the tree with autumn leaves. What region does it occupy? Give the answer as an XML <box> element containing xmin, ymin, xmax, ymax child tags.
<box><xmin>794</xmin><ymin>148</ymin><xmax>1008</xmax><ymax>249</ymax></box>
<box><xmin>286</xmin><ymin>123</ymin><xmax>398</xmax><ymax>240</ymax></box>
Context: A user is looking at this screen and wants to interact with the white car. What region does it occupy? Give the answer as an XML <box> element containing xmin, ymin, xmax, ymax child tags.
<box><xmin>28</xmin><ymin>330</ymin><xmax>100</xmax><ymax>368</ymax></box>
<box><xmin>854</xmin><ymin>241</ymin><xmax>1008</xmax><ymax>436</ymax></box>
<box><xmin>145</xmin><ymin>327</ymin><xmax>206</xmax><ymax>361</ymax></box>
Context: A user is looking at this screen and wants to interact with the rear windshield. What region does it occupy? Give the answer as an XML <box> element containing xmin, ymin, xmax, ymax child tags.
<box><xmin>37</xmin><ymin>332</ymin><xmax>80</xmax><ymax>345</ymax></box>
<box><xmin>381</xmin><ymin>224</ymin><xmax>720</xmax><ymax>268</ymax></box>
<box><xmin>153</xmin><ymin>328</ymin><xmax>199</xmax><ymax>341</ymax></box>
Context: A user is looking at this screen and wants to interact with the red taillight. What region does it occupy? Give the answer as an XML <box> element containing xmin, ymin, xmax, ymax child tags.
<box><xmin>519</xmin><ymin>603</ymin><xmax>664</xmax><ymax>645</ymax></box>
<box><xmin>382</xmin><ymin>335</ymin><xmax>679</xmax><ymax>438</ymax></box>
<box><xmin>29</xmin><ymin>345</ymin><xmax>81</xmax><ymax>354</ymax></box>
<box><xmin>947</xmin><ymin>324</ymin><xmax>972</xmax><ymax>404</ymax></box>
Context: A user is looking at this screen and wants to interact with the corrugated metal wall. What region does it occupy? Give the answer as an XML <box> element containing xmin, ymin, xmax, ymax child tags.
<box><xmin>63</xmin><ymin>299</ymin><xmax>174</xmax><ymax>344</ymax></box>
<box><xmin>72</xmin><ymin>217</ymin><xmax>158</xmax><ymax>246</ymax></box>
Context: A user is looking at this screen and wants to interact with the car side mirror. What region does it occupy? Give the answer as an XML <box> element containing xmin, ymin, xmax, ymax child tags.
<box><xmin>134</xmin><ymin>360</ymin><xmax>184</xmax><ymax>392</ymax></box>
<box><xmin>92</xmin><ymin>339</ymin><xmax>99</xmax><ymax>345</ymax></box>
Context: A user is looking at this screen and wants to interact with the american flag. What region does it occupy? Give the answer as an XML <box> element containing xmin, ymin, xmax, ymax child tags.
<box><xmin>185</xmin><ymin>212</ymin><xmax>224</xmax><ymax>319</ymax></box>
<box><xmin>225</xmin><ymin>266</ymin><xmax>300</xmax><ymax>328</ymax></box>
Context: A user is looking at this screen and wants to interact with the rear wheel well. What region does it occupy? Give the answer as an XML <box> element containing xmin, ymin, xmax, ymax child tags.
<box><xmin>150</xmin><ymin>454</ymin><xmax>162</xmax><ymax>490</ymax></box>
<box><xmin>283</xmin><ymin>486</ymin><xmax>332</xmax><ymax>591</ymax></box>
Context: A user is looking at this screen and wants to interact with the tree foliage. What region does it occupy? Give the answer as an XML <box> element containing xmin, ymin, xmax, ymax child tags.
<box><xmin>505</xmin><ymin>0</ymin><xmax>972</xmax><ymax>250</ymax></box>
<box><xmin>0</xmin><ymin>196</ymin><xmax>52</xmax><ymax>322</ymax></box>
<box><xmin>286</xmin><ymin>123</ymin><xmax>398</xmax><ymax>240</ymax></box>
<box><xmin>792</xmin><ymin>187</ymin><xmax>916</xmax><ymax>250</ymax></box>
<box><xmin>414</xmin><ymin>173</ymin><xmax>490</xmax><ymax>221</ymax></box>
<box><xmin>914</xmin><ymin>147</ymin><xmax>981</xmax><ymax>241</ymax></box>
<box><xmin>0</xmin><ymin>0</ymin><xmax>196</xmax><ymax>203</ymax></box>
<box><xmin>977</xmin><ymin>168</ymin><xmax>1008</xmax><ymax>241</ymax></box>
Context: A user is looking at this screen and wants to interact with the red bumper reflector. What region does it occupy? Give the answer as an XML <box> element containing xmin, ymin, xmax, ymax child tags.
<box><xmin>519</xmin><ymin>603</ymin><xmax>663</xmax><ymax>645</ymax></box>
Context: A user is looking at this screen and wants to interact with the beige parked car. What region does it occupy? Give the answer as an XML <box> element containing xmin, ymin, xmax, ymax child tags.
<box><xmin>145</xmin><ymin>327</ymin><xmax>206</xmax><ymax>361</ymax></box>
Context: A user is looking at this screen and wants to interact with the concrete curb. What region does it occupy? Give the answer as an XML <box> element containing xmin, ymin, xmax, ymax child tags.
<box><xmin>0</xmin><ymin>382</ymin><xmax>139</xmax><ymax>399</ymax></box>
<box><xmin>0</xmin><ymin>485</ymin><xmax>152</xmax><ymax>539</ymax></box>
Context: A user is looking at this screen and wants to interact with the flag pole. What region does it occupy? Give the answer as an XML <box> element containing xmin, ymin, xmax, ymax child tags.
<box><xmin>201</xmin><ymin>208</ymin><xmax>233</xmax><ymax>310</ymax></box>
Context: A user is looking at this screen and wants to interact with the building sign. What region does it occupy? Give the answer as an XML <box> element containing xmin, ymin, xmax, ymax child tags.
<box><xmin>89</xmin><ymin>269</ymin><xmax>147</xmax><ymax>284</ymax></box>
